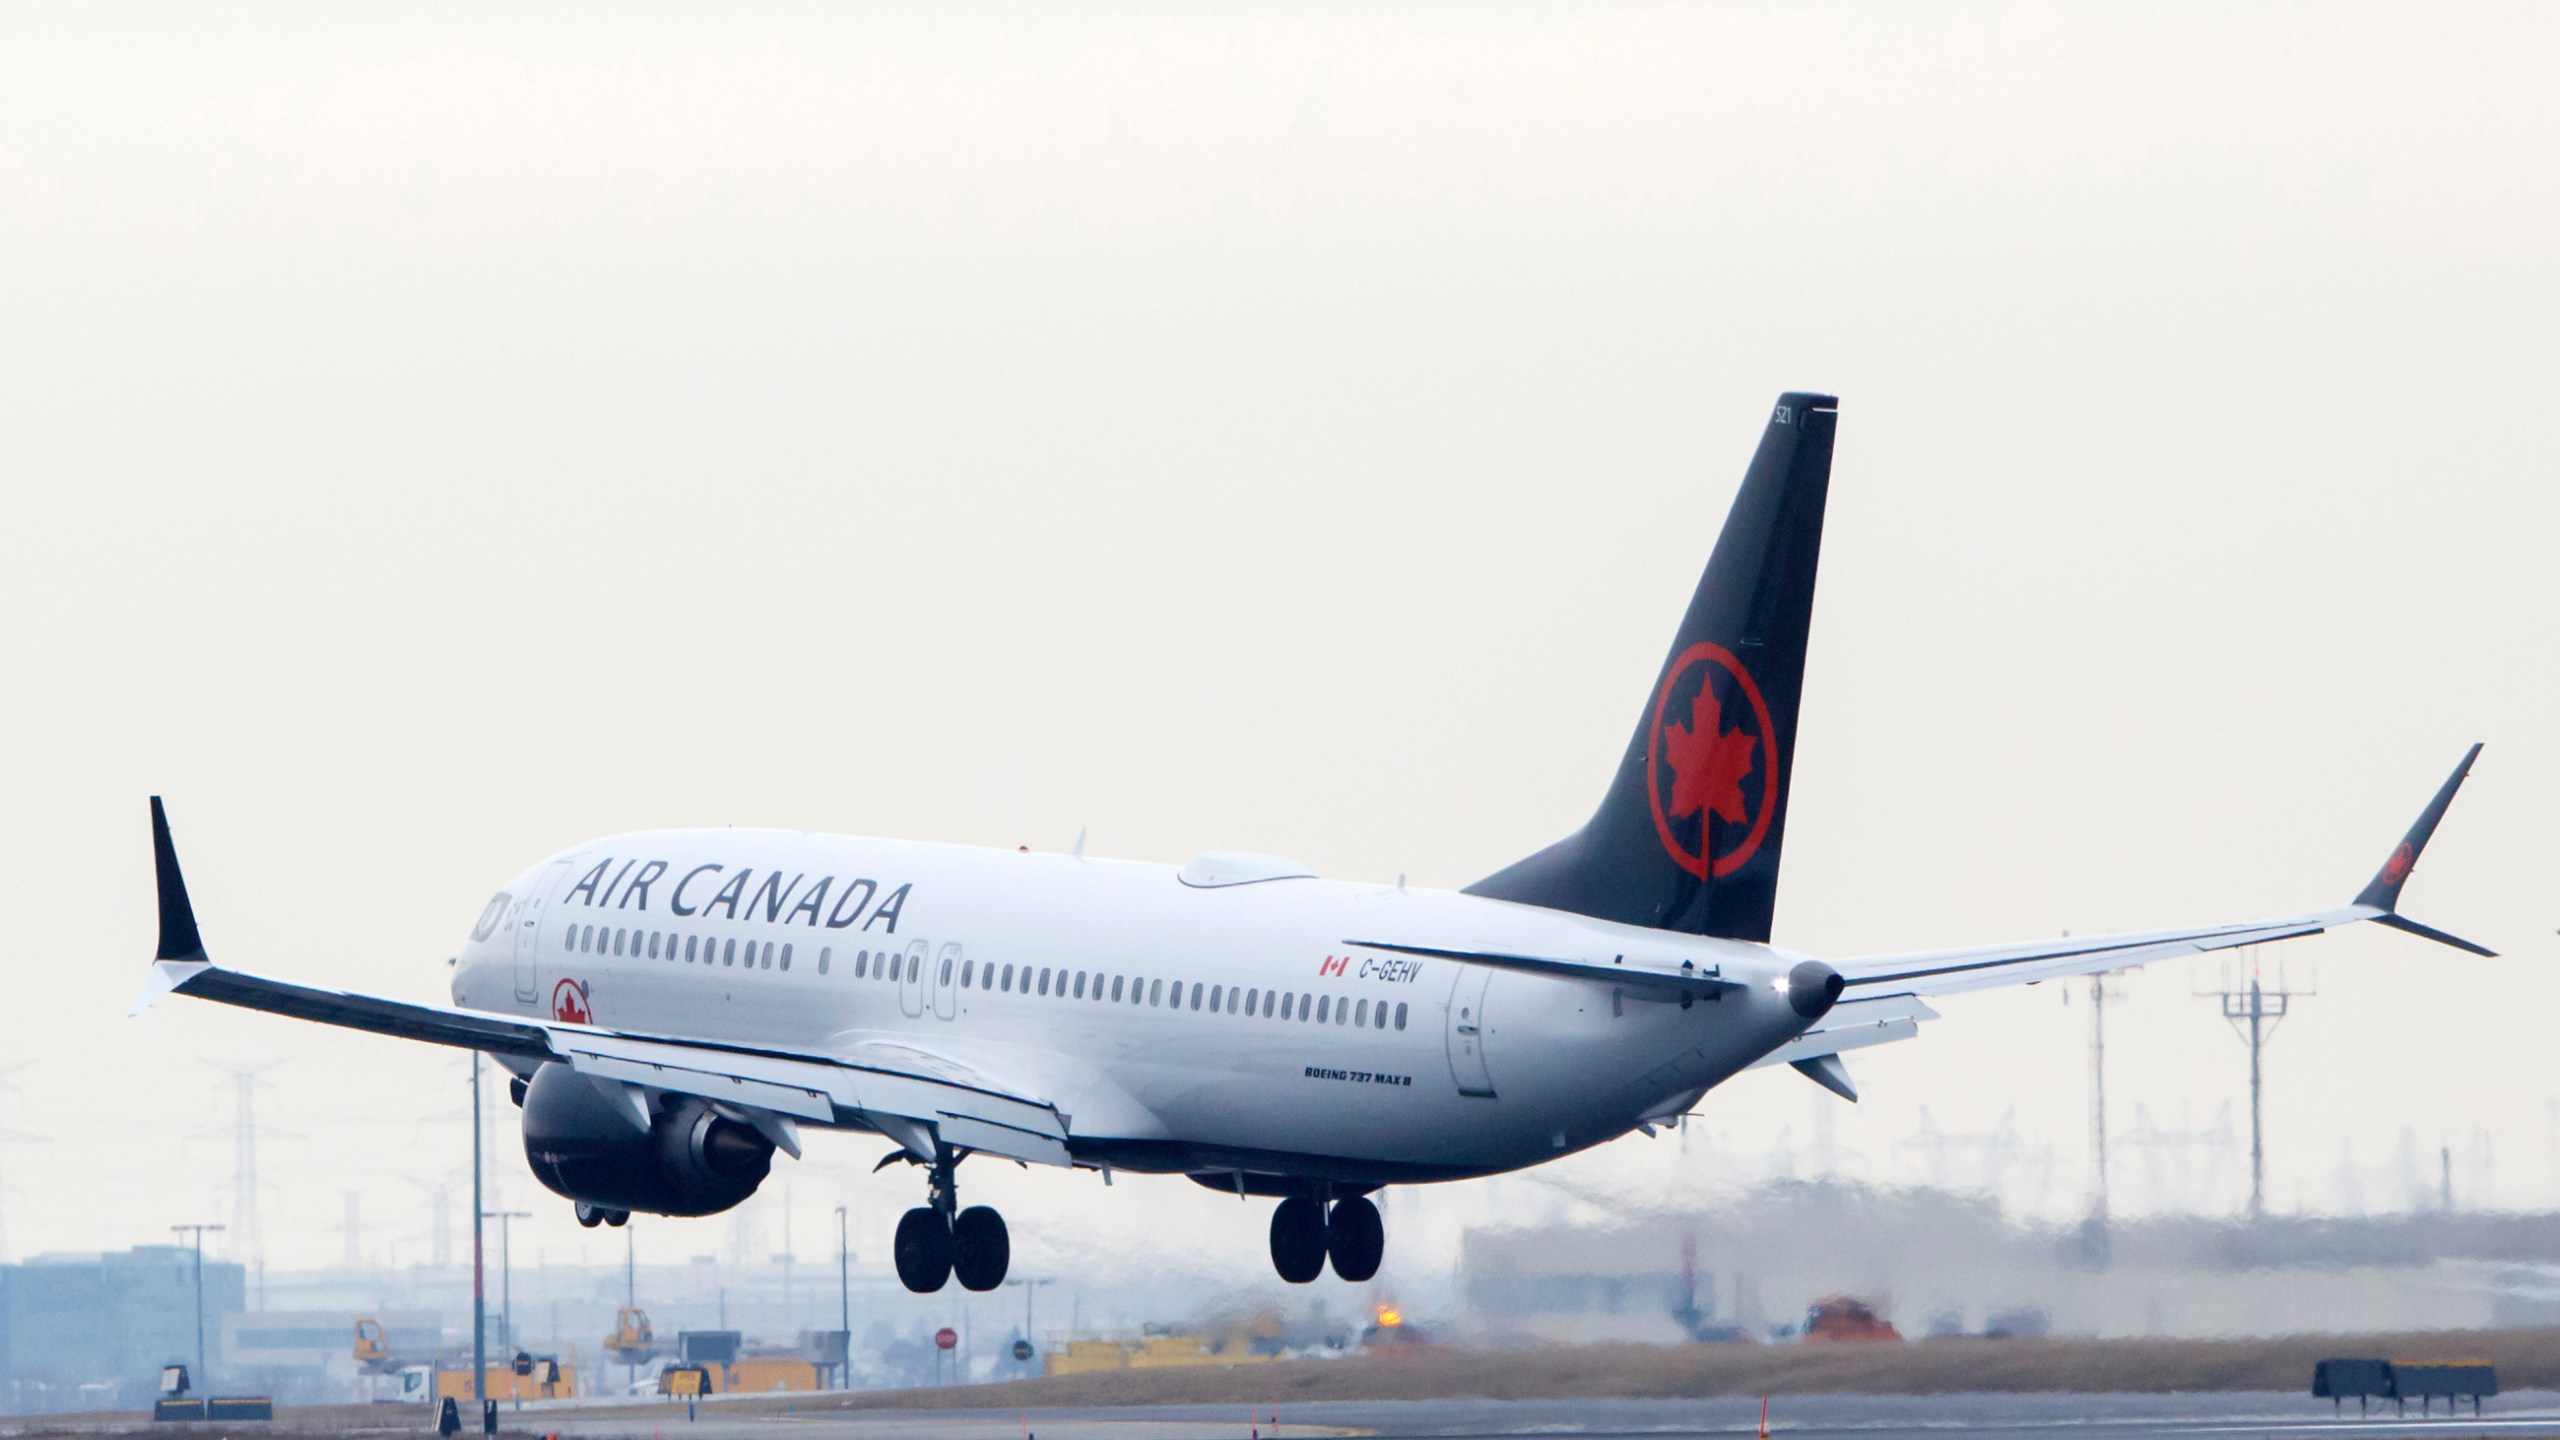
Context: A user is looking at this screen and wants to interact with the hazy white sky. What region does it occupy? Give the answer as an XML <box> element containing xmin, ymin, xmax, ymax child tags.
<box><xmin>0</xmin><ymin>1</ymin><xmax>2553</xmax><ymax>1307</ymax></box>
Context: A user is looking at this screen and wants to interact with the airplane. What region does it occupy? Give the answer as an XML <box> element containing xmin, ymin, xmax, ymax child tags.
<box><xmin>134</xmin><ymin>392</ymin><xmax>2492</xmax><ymax>1295</ymax></box>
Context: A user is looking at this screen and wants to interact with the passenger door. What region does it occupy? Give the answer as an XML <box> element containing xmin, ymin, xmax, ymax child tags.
<box><xmin>931</xmin><ymin>943</ymin><xmax>963</xmax><ymax>1021</ymax></box>
<box><xmin>897</xmin><ymin>939</ymin><xmax>929</xmax><ymax>1019</ymax></box>
<box><xmin>513</xmin><ymin>860</ymin><xmax>574</xmax><ymax>1004</ymax></box>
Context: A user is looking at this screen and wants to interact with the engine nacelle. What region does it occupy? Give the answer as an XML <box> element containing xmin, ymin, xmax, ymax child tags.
<box><xmin>520</xmin><ymin>1062</ymin><xmax>774</xmax><ymax>1217</ymax></box>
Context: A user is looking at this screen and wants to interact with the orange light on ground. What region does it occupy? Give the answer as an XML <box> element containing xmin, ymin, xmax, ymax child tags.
<box><xmin>1374</xmin><ymin>1305</ymin><xmax>1403</xmax><ymax>1328</ymax></box>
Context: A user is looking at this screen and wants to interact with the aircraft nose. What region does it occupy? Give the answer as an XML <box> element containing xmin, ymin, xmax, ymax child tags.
<box><xmin>1787</xmin><ymin>960</ymin><xmax>1844</xmax><ymax>1021</ymax></box>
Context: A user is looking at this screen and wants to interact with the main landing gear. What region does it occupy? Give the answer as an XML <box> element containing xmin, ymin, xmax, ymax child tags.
<box><xmin>573</xmin><ymin>1203</ymin><xmax>629</xmax><ymax>1228</ymax></box>
<box><xmin>889</xmin><ymin>1146</ymin><xmax>1011</xmax><ymax>1294</ymax></box>
<box><xmin>1269</xmin><ymin>1191</ymin><xmax>1383</xmax><ymax>1283</ymax></box>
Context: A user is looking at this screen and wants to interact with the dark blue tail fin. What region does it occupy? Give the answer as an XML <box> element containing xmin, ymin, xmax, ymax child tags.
<box><xmin>1465</xmin><ymin>393</ymin><xmax>1838</xmax><ymax>942</ymax></box>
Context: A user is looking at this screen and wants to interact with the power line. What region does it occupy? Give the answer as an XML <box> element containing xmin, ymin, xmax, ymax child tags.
<box><xmin>203</xmin><ymin>1061</ymin><xmax>284</xmax><ymax>1305</ymax></box>
<box><xmin>2195</xmin><ymin>950</ymin><xmax>2314</xmax><ymax>1218</ymax></box>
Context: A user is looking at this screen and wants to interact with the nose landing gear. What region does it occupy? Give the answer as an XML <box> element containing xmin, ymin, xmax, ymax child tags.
<box><xmin>573</xmin><ymin>1203</ymin><xmax>630</xmax><ymax>1229</ymax></box>
<box><xmin>1268</xmin><ymin>1190</ymin><xmax>1384</xmax><ymax>1283</ymax></box>
<box><xmin>888</xmin><ymin>1144</ymin><xmax>1012</xmax><ymax>1294</ymax></box>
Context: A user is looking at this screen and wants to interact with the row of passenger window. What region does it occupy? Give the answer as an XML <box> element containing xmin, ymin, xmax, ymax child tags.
<box><xmin>562</xmin><ymin>922</ymin><xmax>1408</xmax><ymax>1032</ymax></box>
<box><xmin>843</xmin><ymin>946</ymin><xmax>1409</xmax><ymax>1031</ymax></box>
<box><xmin>566</xmin><ymin>922</ymin><xmax>811</xmax><ymax>973</ymax></box>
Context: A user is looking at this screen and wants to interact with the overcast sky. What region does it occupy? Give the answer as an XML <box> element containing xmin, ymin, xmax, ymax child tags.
<box><xmin>0</xmin><ymin>2</ymin><xmax>2553</xmax><ymax>1307</ymax></box>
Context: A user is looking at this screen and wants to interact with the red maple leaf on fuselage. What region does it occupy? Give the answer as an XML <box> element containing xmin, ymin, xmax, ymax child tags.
<box><xmin>1664</xmin><ymin>686</ymin><xmax>1757</xmax><ymax>830</ymax></box>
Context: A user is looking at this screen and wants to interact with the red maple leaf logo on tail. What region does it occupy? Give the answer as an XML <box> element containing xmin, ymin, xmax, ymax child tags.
<box><xmin>1663</xmin><ymin>686</ymin><xmax>1757</xmax><ymax>827</ymax></box>
<box><xmin>2380</xmin><ymin>841</ymin><xmax>2415</xmax><ymax>886</ymax></box>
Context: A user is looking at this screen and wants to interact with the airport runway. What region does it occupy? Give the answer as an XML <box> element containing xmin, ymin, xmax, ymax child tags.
<box><xmin>538</xmin><ymin>1390</ymin><xmax>2560</xmax><ymax>1440</ymax></box>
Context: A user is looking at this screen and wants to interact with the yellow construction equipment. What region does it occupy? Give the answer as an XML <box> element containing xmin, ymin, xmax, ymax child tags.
<box><xmin>434</xmin><ymin>1359</ymin><xmax>577</xmax><ymax>1403</ymax></box>
<box><xmin>353</xmin><ymin>1318</ymin><xmax>392</xmax><ymax>1369</ymax></box>
<box><xmin>605</xmin><ymin>1306</ymin><xmax>656</xmax><ymax>1363</ymax></box>
<box><xmin>727</xmin><ymin>1356</ymin><xmax>819</xmax><ymax>1392</ymax></box>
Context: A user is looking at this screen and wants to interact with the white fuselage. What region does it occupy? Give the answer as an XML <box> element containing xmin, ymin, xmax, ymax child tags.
<box><xmin>450</xmin><ymin>830</ymin><xmax>1818</xmax><ymax>1184</ymax></box>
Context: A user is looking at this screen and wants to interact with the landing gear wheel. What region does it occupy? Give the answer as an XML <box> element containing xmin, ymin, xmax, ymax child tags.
<box><xmin>1326</xmin><ymin>1194</ymin><xmax>1384</xmax><ymax>1282</ymax></box>
<box><xmin>574</xmin><ymin>1203</ymin><xmax>604</xmax><ymax>1229</ymax></box>
<box><xmin>952</xmin><ymin>1205</ymin><xmax>1011</xmax><ymax>1291</ymax></box>
<box><xmin>604</xmin><ymin>1209</ymin><xmax>629</xmax><ymax>1227</ymax></box>
<box><xmin>1269</xmin><ymin>1196</ymin><xmax>1326</xmax><ymax>1284</ymax></box>
<box><xmin>893</xmin><ymin>1206</ymin><xmax>953</xmax><ymax>1293</ymax></box>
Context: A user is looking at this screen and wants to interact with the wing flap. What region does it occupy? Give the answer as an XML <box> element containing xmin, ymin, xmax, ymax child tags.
<box><xmin>560</xmin><ymin>1040</ymin><xmax>838</xmax><ymax>1124</ymax></box>
<box><xmin>1751</xmin><ymin>993</ymin><xmax>1937</xmax><ymax>1068</ymax></box>
<box><xmin>563</xmin><ymin>1036</ymin><xmax>1071</xmax><ymax>1167</ymax></box>
<box><xmin>935</xmin><ymin>1115</ymin><xmax>1075</xmax><ymax>1168</ymax></box>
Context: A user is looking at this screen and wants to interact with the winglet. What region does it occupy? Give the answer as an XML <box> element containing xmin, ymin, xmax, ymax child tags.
<box><xmin>2348</xmin><ymin>745</ymin><xmax>2494</xmax><ymax>956</ymax></box>
<box><xmin>130</xmin><ymin>957</ymin><xmax>209</xmax><ymax>1017</ymax></box>
<box><xmin>2372</xmin><ymin>912</ymin><xmax>2497</xmax><ymax>958</ymax></box>
<box><xmin>2353</xmin><ymin>744</ymin><xmax>2479</xmax><ymax>911</ymax></box>
<box><xmin>150</xmin><ymin>796</ymin><xmax>208</xmax><ymax>963</ymax></box>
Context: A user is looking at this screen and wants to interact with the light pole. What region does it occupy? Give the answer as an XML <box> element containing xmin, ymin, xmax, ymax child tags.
<box><xmin>1004</xmin><ymin>1276</ymin><xmax>1049</xmax><ymax>1367</ymax></box>
<box><xmin>625</xmin><ymin>1225</ymin><xmax>638</xmax><ymax>1392</ymax></box>
<box><xmin>170</xmin><ymin>1222</ymin><xmax>225</xmax><ymax>1396</ymax></box>
<box><xmin>835</xmin><ymin>1206</ymin><xmax>851</xmax><ymax>1389</ymax></box>
<box><xmin>470</xmin><ymin>1053</ymin><xmax>486</xmax><ymax>1406</ymax></box>
<box><xmin>482</xmin><ymin>1208</ymin><xmax>530</xmax><ymax>1409</ymax></box>
<box><xmin>484</xmin><ymin>1211</ymin><xmax>530</xmax><ymax>1356</ymax></box>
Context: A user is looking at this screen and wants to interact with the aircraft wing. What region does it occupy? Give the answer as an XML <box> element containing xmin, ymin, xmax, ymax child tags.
<box><xmin>134</xmin><ymin>801</ymin><xmax>1073</xmax><ymax>1169</ymax></box>
<box><xmin>1830</xmin><ymin>745</ymin><xmax>2491</xmax><ymax>999</ymax></box>
<box><xmin>1750</xmin><ymin>747</ymin><xmax>2491</xmax><ymax>1090</ymax></box>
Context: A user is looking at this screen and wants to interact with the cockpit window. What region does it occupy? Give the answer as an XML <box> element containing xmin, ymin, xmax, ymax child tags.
<box><xmin>469</xmin><ymin>894</ymin><xmax>511</xmax><ymax>944</ymax></box>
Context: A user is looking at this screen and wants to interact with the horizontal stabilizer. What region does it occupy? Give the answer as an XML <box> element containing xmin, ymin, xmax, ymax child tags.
<box><xmin>1751</xmin><ymin>993</ymin><xmax>1936</xmax><ymax>1068</ymax></box>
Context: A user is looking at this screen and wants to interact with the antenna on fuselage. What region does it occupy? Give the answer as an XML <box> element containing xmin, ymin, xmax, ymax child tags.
<box><xmin>1073</xmin><ymin>827</ymin><xmax>1087</xmax><ymax>861</ymax></box>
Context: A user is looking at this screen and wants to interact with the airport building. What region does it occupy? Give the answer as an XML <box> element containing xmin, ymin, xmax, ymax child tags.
<box><xmin>0</xmin><ymin>1246</ymin><xmax>245</xmax><ymax>1414</ymax></box>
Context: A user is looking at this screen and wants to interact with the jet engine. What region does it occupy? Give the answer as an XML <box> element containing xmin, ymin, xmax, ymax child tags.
<box><xmin>519</xmin><ymin>1062</ymin><xmax>773</xmax><ymax>1217</ymax></box>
